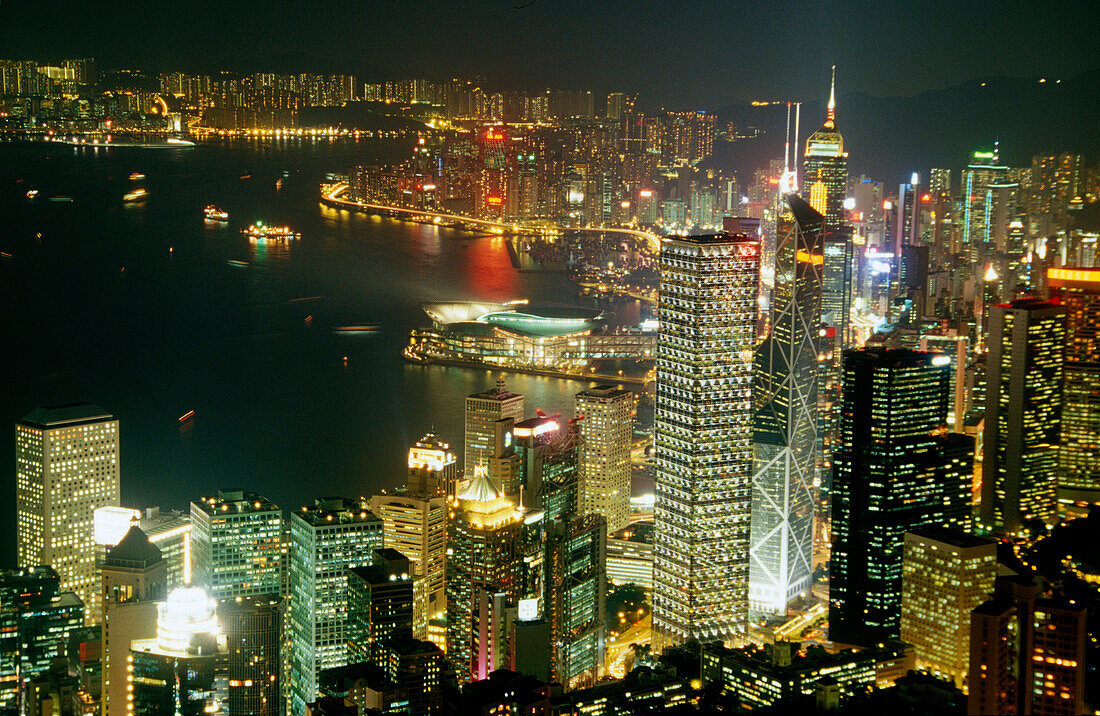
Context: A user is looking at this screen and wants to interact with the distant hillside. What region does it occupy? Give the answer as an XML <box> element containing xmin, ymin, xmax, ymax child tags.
<box><xmin>710</xmin><ymin>71</ymin><xmax>1099</xmax><ymax>185</ymax></box>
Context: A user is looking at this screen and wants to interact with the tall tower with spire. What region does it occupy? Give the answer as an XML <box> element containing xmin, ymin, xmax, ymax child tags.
<box><xmin>803</xmin><ymin>66</ymin><xmax>848</xmax><ymax>229</ymax></box>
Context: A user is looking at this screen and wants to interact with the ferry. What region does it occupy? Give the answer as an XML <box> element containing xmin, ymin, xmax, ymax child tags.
<box><xmin>129</xmin><ymin>172</ymin><xmax>146</xmax><ymax>181</ymax></box>
<box><xmin>25</xmin><ymin>189</ymin><xmax>39</xmax><ymax>199</ymax></box>
<box><xmin>241</xmin><ymin>222</ymin><xmax>300</xmax><ymax>241</ymax></box>
<box><xmin>204</xmin><ymin>205</ymin><xmax>229</xmax><ymax>221</ymax></box>
<box><xmin>123</xmin><ymin>188</ymin><xmax>147</xmax><ymax>202</ymax></box>
<box><xmin>333</xmin><ymin>324</ymin><xmax>382</xmax><ymax>334</ymax></box>
<box><xmin>178</xmin><ymin>410</ymin><xmax>195</xmax><ymax>423</ymax></box>
<box><xmin>226</xmin><ymin>259</ymin><xmax>249</xmax><ymax>268</ymax></box>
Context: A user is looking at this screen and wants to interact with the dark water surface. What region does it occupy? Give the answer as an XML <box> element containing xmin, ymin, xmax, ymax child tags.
<box><xmin>0</xmin><ymin>139</ymin><xmax>637</xmax><ymax>565</ymax></box>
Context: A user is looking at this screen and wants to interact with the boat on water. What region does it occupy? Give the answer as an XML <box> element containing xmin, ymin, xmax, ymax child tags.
<box><xmin>241</xmin><ymin>222</ymin><xmax>300</xmax><ymax>241</ymax></box>
<box><xmin>333</xmin><ymin>324</ymin><xmax>382</xmax><ymax>334</ymax></box>
<box><xmin>25</xmin><ymin>189</ymin><xmax>39</xmax><ymax>199</ymax></box>
<box><xmin>275</xmin><ymin>177</ymin><xmax>284</xmax><ymax>190</ymax></box>
<box><xmin>49</xmin><ymin>196</ymin><xmax>73</xmax><ymax>203</ymax></box>
<box><xmin>204</xmin><ymin>205</ymin><xmax>229</xmax><ymax>221</ymax></box>
<box><xmin>178</xmin><ymin>410</ymin><xmax>195</xmax><ymax>423</ymax></box>
<box><xmin>226</xmin><ymin>259</ymin><xmax>249</xmax><ymax>268</ymax></box>
<box><xmin>129</xmin><ymin>172</ymin><xmax>146</xmax><ymax>181</ymax></box>
<box><xmin>123</xmin><ymin>188</ymin><xmax>147</xmax><ymax>202</ymax></box>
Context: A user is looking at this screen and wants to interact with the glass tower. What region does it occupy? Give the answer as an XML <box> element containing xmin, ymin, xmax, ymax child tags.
<box><xmin>189</xmin><ymin>490</ymin><xmax>283</xmax><ymax>601</ymax></box>
<box><xmin>749</xmin><ymin>195</ymin><xmax>823</xmax><ymax>615</ymax></box>
<box><xmin>652</xmin><ymin>232</ymin><xmax>759</xmax><ymax>650</ymax></box>
<box><xmin>830</xmin><ymin>348</ymin><xmax>954</xmax><ymax>646</ymax></box>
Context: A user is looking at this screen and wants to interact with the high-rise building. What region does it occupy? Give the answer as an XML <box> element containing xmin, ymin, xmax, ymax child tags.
<box><xmin>16</xmin><ymin>403</ymin><xmax>120</xmax><ymax>623</ymax></box>
<box><xmin>545</xmin><ymin>514</ymin><xmax>606</xmax><ymax>690</ymax></box>
<box><xmin>446</xmin><ymin>468</ymin><xmax>525</xmax><ymax>682</ymax></box>
<box><xmin>94</xmin><ymin>506</ymin><xmax>192</xmax><ymax>592</ymax></box>
<box><xmin>369</xmin><ymin>489</ymin><xmax>447</xmax><ymax>620</ymax></box>
<box><xmin>100</xmin><ymin>527</ymin><xmax>166</xmax><ymax>716</ymax></box>
<box><xmin>465</xmin><ymin>378</ymin><xmax>524</xmax><ymax>472</ymax></box>
<box><xmin>382</xmin><ymin>639</ymin><xmax>445</xmax><ymax>714</ymax></box>
<box><xmin>574</xmin><ymin>386</ymin><xmax>632</xmax><ymax>534</ymax></box>
<box><xmin>190</xmin><ymin>490</ymin><xmax>283</xmax><ymax>600</ymax></box>
<box><xmin>0</xmin><ymin>567</ymin><xmax>85</xmax><ymax>710</ymax></box>
<box><xmin>288</xmin><ymin>498</ymin><xmax>382</xmax><ymax>712</ymax></box>
<box><xmin>899</xmin><ymin>528</ymin><xmax>997</xmax><ymax>689</ymax></box>
<box><xmin>1048</xmin><ymin>268</ymin><xmax>1100</xmax><ymax>514</ymax></box>
<box><xmin>980</xmin><ymin>298</ymin><xmax>1065</xmax><ymax>534</ymax></box>
<box><xmin>749</xmin><ymin>194</ymin><xmax>823</xmax><ymax>616</ymax></box>
<box><xmin>960</xmin><ymin>149</ymin><xmax>1009</xmax><ymax>262</ymax></box>
<box><xmin>653</xmin><ymin>232</ymin><xmax>759</xmax><ymax>650</ymax></box>
<box><xmin>803</xmin><ymin>67</ymin><xmax>848</xmax><ymax>229</ymax></box>
<box><xmin>407</xmin><ymin>431</ymin><xmax>459</xmax><ymax>497</ymax></box>
<box><xmin>968</xmin><ymin>576</ymin><xmax>1087</xmax><ymax>716</ymax></box>
<box><xmin>347</xmin><ymin>549</ymin><xmax>421</xmax><ymax>664</ymax></box>
<box><xmin>219</xmin><ymin>595</ymin><xmax>281</xmax><ymax>716</ymax></box>
<box><xmin>129</xmin><ymin>587</ymin><xmax>228</xmax><ymax>715</ymax></box>
<box><xmin>830</xmin><ymin>348</ymin><xmax>959</xmax><ymax>646</ymax></box>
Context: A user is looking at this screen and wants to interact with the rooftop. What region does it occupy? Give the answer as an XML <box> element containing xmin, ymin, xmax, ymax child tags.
<box><xmin>294</xmin><ymin>498</ymin><xmax>379</xmax><ymax>527</ymax></box>
<box><xmin>906</xmin><ymin>526</ymin><xmax>996</xmax><ymax>550</ymax></box>
<box><xmin>20</xmin><ymin>402</ymin><xmax>114</xmax><ymax>428</ymax></box>
<box><xmin>104</xmin><ymin>526</ymin><xmax>163</xmax><ymax>569</ymax></box>
<box><xmin>193</xmin><ymin>490</ymin><xmax>280</xmax><ymax>515</ymax></box>
<box><xmin>426</xmin><ymin>301</ymin><xmax>605</xmax><ymax>338</ymax></box>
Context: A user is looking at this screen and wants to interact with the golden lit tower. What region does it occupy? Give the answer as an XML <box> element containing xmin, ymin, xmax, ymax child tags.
<box><xmin>803</xmin><ymin>67</ymin><xmax>848</xmax><ymax>229</ymax></box>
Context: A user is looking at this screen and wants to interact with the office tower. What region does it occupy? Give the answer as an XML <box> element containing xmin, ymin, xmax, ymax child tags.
<box><xmin>94</xmin><ymin>506</ymin><xmax>192</xmax><ymax>591</ymax></box>
<box><xmin>652</xmin><ymin>232</ymin><xmax>759</xmax><ymax>650</ymax></box>
<box><xmin>509</xmin><ymin>415</ymin><xmax>583</xmax><ymax>523</ymax></box>
<box><xmin>446</xmin><ymin>468</ymin><xmax>524</xmax><ymax>682</ymax></box>
<box><xmin>190</xmin><ymin>490</ymin><xmax>283</xmax><ymax>600</ymax></box>
<box><xmin>130</xmin><ymin>587</ymin><xmax>228</xmax><ymax>715</ymax></box>
<box><xmin>605</xmin><ymin>92</ymin><xmax>625</xmax><ymax>120</ymax></box>
<box><xmin>16</xmin><ymin>403</ymin><xmax>120</xmax><ymax>623</ymax></box>
<box><xmin>219</xmin><ymin>595</ymin><xmax>280</xmax><ymax>716</ymax></box>
<box><xmin>968</xmin><ymin>576</ymin><xmax>1087</xmax><ymax>716</ymax></box>
<box><xmin>382</xmin><ymin>639</ymin><xmax>445</xmax><ymax>714</ymax></box>
<box><xmin>465</xmin><ymin>378</ymin><xmax>525</xmax><ymax>472</ymax></box>
<box><xmin>545</xmin><ymin>514</ymin><xmax>606</xmax><ymax>690</ymax></box>
<box><xmin>895</xmin><ymin>173</ymin><xmax>923</xmax><ymax>252</ymax></box>
<box><xmin>347</xmin><ymin>549</ymin><xmax>420</xmax><ymax>664</ymax></box>
<box><xmin>407</xmin><ymin>431</ymin><xmax>458</xmax><ymax>497</ymax></box>
<box><xmin>961</xmin><ymin>148</ymin><xmax>1009</xmax><ymax>262</ymax></box>
<box><xmin>899</xmin><ymin>528</ymin><xmax>996</xmax><ymax>688</ymax></box>
<box><xmin>288</xmin><ymin>498</ymin><xmax>382</xmax><ymax>712</ymax></box>
<box><xmin>101</xmin><ymin>527</ymin><xmax>166</xmax><ymax>716</ymax></box>
<box><xmin>830</xmin><ymin>348</ymin><xmax>957</xmax><ymax>646</ymax></box>
<box><xmin>980</xmin><ymin>298</ymin><xmax>1066</xmax><ymax>535</ymax></box>
<box><xmin>803</xmin><ymin>67</ymin><xmax>848</xmax><ymax>229</ymax></box>
<box><xmin>574</xmin><ymin>385</ymin><xmax>632</xmax><ymax>533</ymax></box>
<box><xmin>748</xmin><ymin>194</ymin><xmax>822</xmax><ymax>616</ymax></box>
<box><xmin>1028</xmin><ymin>152</ymin><xmax>1081</xmax><ymax>236</ymax></box>
<box><xmin>1048</xmin><ymin>268</ymin><xmax>1100</xmax><ymax>513</ymax></box>
<box><xmin>369</xmin><ymin>489</ymin><xmax>447</xmax><ymax>618</ymax></box>
<box><xmin>942</xmin><ymin>433</ymin><xmax>977</xmax><ymax>530</ymax></box>
<box><xmin>0</xmin><ymin>567</ymin><xmax>84</xmax><ymax>710</ymax></box>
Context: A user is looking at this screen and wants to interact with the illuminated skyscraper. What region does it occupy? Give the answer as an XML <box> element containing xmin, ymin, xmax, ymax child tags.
<box><xmin>347</xmin><ymin>549</ymin><xmax>420</xmax><ymax>664</ymax></box>
<box><xmin>15</xmin><ymin>403</ymin><xmax>120</xmax><ymax>624</ymax></box>
<box><xmin>545</xmin><ymin>513</ymin><xmax>606</xmax><ymax>690</ymax></box>
<box><xmin>288</xmin><ymin>498</ymin><xmax>382</xmax><ymax>712</ymax></box>
<box><xmin>900</xmin><ymin>528</ymin><xmax>996</xmax><ymax>689</ymax></box>
<box><xmin>980</xmin><ymin>298</ymin><xmax>1065</xmax><ymax>535</ymax></box>
<box><xmin>574</xmin><ymin>385</ymin><xmax>632</xmax><ymax>534</ymax></box>
<box><xmin>407</xmin><ymin>431</ymin><xmax>459</xmax><ymax>497</ymax></box>
<box><xmin>749</xmin><ymin>195</ymin><xmax>822</xmax><ymax>616</ymax></box>
<box><xmin>369</xmin><ymin>489</ymin><xmax>447</xmax><ymax>619</ymax></box>
<box><xmin>803</xmin><ymin>67</ymin><xmax>848</xmax><ymax>229</ymax></box>
<box><xmin>960</xmin><ymin>148</ymin><xmax>1009</xmax><ymax>262</ymax></box>
<box><xmin>218</xmin><ymin>595</ymin><xmax>281</xmax><ymax>716</ymax></box>
<box><xmin>465</xmin><ymin>378</ymin><xmax>524</xmax><ymax>472</ymax></box>
<box><xmin>190</xmin><ymin>490</ymin><xmax>283</xmax><ymax>600</ymax></box>
<box><xmin>446</xmin><ymin>468</ymin><xmax>524</xmax><ymax>682</ymax></box>
<box><xmin>653</xmin><ymin>232</ymin><xmax>759</xmax><ymax>650</ymax></box>
<box><xmin>1048</xmin><ymin>268</ymin><xmax>1100</xmax><ymax>514</ymax></box>
<box><xmin>830</xmin><ymin>348</ymin><xmax>958</xmax><ymax>646</ymax></box>
<box><xmin>129</xmin><ymin>587</ymin><xmax>228</xmax><ymax>715</ymax></box>
<box><xmin>94</xmin><ymin>506</ymin><xmax>192</xmax><ymax>594</ymax></box>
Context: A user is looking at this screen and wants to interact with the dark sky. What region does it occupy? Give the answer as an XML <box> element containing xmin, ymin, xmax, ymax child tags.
<box><xmin>2</xmin><ymin>0</ymin><xmax>1096</xmax><ymax>108</ymax></box>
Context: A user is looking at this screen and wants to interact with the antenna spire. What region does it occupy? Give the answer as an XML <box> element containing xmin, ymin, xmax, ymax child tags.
<box><xmin>827</xmin><ymin>65</ymin><xmax>836</xmax><ymax>123</ymax></box>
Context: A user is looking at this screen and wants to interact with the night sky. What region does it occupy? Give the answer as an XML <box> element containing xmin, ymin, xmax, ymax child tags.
<box><xmin>1</xmin><ymin>0</ymin><xmax>1096</xmax><ymax>108</ymax></box>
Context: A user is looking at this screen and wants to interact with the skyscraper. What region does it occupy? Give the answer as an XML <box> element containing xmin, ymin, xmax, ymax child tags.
<box><xmin>653</xmin><ymin>232</ymin><xmax>759</xmax><ymax>650</ymax></box>
<box><xmin>219</xmin><ymin>595</ymin><xmax>281</xmax><ymax>716</ymax></box>
<box><xmin>347</xmin><ymin>549</ymin><xmax>420</xmax><ymax>664</ymax></box>
<box><xmin>407</xmin><ymin>431</ymin><xmax>459</xmax><ymax>498</ymax></box>
<box><xmin>980</xmin><ymin>298</ymin><xmax>1065</xmax><ymax>535</ymax></box>
<box><xmin>465</xmin><ymin>378</ymin><xmax>524</xmax><ymax>472</ymax></box>
<box><xmin>803</xmin><ymin>67</ymin><xmax>848</xmax><ymax>229</ymax></box>
<box><xmin>961</xmin><ymin>149</ymin><xmax>1009</xmax><ymax>263</ymax></box>
<box><xmin>749</xmin><ymin>194</ymin><xmax>823</xmax><ymax>616</ymax></box>
<box><xmin>1048</xmin><ymin>267</ymin><xmax>1100</xmax><ymax>514</ymax></box>
<box><xmin>545</xmin><ymin>513</ymin><xmax>606</xmax><ymax>690</ymax></box>
<box><xmin>190</xmin><ymin>490</ymin><xmax>283</xmax><ymax>600</ymax></box>
<box><xmin>446</xmin><ymin>468</ymin><xmax>524</xmax><ymax>682</ymax></box>
<box><xmin>288</xmin><ymin>498</ymin><xmax>383</xmax><ymax>712</ymax></box>
<box><xmin>370</xmin><ymin>489</ymin><xmax>447</xmax><ymax>619</ymax></box>
<box><xmin>16</xmin><ymin>403</ymin><xmax>120</xmax><ymax>623</ymax></box>
<box><xmin>830</xmin><ymin>348</ymin><xmax>957</xmax><ymax>646</ymax></box>
<box><xmin>574</xmin><ymin>385</ymin><xmax>633</xmax><ymax>534</ymax></box>
<box><xmin>900</xmin><ymin>528</ymin><xmax>997</xmax><ymax>689</ymax></box>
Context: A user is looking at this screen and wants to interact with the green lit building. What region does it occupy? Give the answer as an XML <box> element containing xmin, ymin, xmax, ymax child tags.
<box><xmin>545</xmin><ymin>513</ymin><xmax>606</xmax><ymax>691</ymax></box>
<box><xmin>288</xmin><ymin>498</ymin><xmax>383</xmax><ymax>712</ymax></box>
<box><xmin>190</xmin><ymin>490</ymin><xmax>284</xmax><ymax>600</ymax></box>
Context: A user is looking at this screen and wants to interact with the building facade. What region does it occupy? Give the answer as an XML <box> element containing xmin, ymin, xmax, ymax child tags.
<box><xmin>190</xmin><ymin>490</ymin><xmax>283</xmax><ymax>600</ymax></box>
<box><xmin>16</xmin><ymin>403</ymin><xmax>120</xmax><ymax>623</ymax></box>
<box><xmin>574</xmin><ymin>385</ymin><xmax>633</xmax><ymax>534</ymax></box>
<box><xmin>653</xmin><ymin>232</ymin><xmax>759</xmax><ymax>650</ymax></box>
<box><xmin>465</xmin><ymin>378</ymin><xmax>525</xmax><ymax>472</ymax></box>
